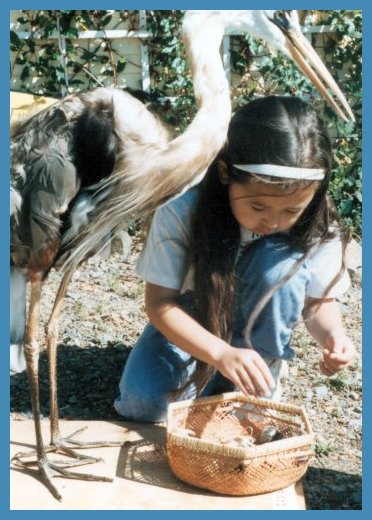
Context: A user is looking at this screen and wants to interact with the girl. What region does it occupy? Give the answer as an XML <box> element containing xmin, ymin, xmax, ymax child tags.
<box><xmin>114</xmin><ymin>96</ymin><xmax>356</xmax><ymax>422</ymax></box>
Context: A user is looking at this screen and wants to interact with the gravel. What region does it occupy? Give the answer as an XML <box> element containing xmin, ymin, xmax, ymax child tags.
<box><xmin>10</xmin><ymin>238</ymin><xmax>362</xmax><ymax>510</ymax></box>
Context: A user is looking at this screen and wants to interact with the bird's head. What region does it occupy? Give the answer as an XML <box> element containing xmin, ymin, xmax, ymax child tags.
<box><xmin>186</xmin><ymin>10</ymin><xmax>354</xmax><ymax>122</ymax></box>
<box><xmin>260</xmin><ymin>10</ymin><xmax>354</xmax><ymax>122</ymax></box>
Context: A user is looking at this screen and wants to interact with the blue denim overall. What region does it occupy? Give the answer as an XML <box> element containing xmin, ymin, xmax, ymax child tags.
<box><xmin>114</xmin><ymin>235</ymin><xmax>310</xmax><ymax>422</ymax></box>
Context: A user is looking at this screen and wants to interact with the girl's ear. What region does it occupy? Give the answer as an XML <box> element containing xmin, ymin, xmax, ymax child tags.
<box><xmin>217</xmin><ymin>160</ymin><xmax>229</xmax><ymax>185</ymax></box>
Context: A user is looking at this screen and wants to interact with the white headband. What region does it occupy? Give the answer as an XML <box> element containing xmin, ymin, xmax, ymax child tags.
<box><xmin>233</xmin><ymin>164</ymin><xmax>325</xmax><ymax>180</ymax></box>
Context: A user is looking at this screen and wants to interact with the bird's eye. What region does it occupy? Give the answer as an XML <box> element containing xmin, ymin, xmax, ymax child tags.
<box><xmin>271</xmin><ymin>10</ymin><xmax>291</xmax><ymax>30</ymax></box>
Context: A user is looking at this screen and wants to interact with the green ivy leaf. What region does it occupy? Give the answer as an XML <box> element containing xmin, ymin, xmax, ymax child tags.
<box><xmin>116</xmin><ymin>58</ymin><xmax>127</xmax><ymax>73</ymax></box>
<box><xmin>10</xmin><ymin>30</ymin><xmax>22</xmax><ymax>49</ymax></box>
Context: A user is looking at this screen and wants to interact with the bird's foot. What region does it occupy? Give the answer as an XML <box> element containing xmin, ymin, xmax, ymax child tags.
<box><xmin>13</xmin><ymin>456</ymin><xmax>113</xmax><ymax>502</ymax></box>
<box><xmin>11</xmin><ymin>426</ymin><xmax>122</xmax><ymax>469</ymax></box>
<box><xmin>56</xmin><ymin>425</ymin><xmax>124</xmax><ymax>450</ymax></box>
<box><xmin>11</xmin><ymin>425</ymin><xmax>122</xmax><ymax>501</ymax></box>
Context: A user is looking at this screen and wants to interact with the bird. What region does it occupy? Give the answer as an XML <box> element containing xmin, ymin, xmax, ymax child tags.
<box><xmin>10</xmin><ymin>10</ymin><xmax>354</xmax><ymax>501</ymax></box>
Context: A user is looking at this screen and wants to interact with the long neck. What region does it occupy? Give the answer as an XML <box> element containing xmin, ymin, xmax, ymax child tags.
<box><xmin>126</xmin><ymin>11</ymin><xmax>231</xmax><ymax>209</ymax></box>
<box><xmin>180</xmin><ymin>11</ymin><xmax>231</xmax><ymax>152</ymax></box>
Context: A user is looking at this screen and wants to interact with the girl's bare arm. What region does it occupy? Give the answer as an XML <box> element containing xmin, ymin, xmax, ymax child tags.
<box><xmin>304</xmin><ymin>297</ymin><xmax>356</xmax><ymax>375</ymax></box>
<box><xmin>145</xmin><ymin>282</ymin><xmax>275</xmax><ymax>396</ymax></box>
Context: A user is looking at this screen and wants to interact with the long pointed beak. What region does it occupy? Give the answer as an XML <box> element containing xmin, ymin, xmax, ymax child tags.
<box><xmin>282</xmin><ymin>19</ymin><xmax>355</xmax><ymax>122</ymax></box>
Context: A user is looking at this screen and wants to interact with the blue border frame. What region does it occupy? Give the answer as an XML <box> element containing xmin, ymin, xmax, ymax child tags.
<box><xmin>2</xmin><ymin>1</ymin><xmax>368</xmax><ymax>515</ymax></box>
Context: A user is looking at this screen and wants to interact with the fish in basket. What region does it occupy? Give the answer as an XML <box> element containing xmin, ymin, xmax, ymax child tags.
<box><xmin>167</xmin><ymin>391</ymin><xmax>314</xmax><ymax>496</ymax></box>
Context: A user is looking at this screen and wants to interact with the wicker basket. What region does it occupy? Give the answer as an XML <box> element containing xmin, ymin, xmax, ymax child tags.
<box><xmin>167</xmin><ymin>391</ymin><xmax>314</xmax><ymax>496</ymax></box>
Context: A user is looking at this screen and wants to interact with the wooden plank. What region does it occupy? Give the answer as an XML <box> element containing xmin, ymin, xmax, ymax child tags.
<box><xmin>10</xmin><ymin>419</ymin><xmax>306</xmax><ymax>510</ymax></box>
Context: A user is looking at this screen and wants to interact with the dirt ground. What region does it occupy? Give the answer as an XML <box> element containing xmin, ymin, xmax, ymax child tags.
<box><xmin>10</xmin><ymin>236</ymin><xmax>362</xmax><ymax>510</ymax></box>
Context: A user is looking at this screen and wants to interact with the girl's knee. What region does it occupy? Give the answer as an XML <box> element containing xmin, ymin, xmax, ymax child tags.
<box><xmin>113</xmin><ymin>324</ymin><xmax>192</xmax><ymax>422</ymax></box>
<box><xmin>114</xmin><ymin>390</ymin><xmax>168</xmax><ymax>423</ymax></box>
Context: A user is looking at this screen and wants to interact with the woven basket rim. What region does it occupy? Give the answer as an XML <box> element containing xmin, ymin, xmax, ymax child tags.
<box><xmin>167</xmin><ymin>391</ymin><xmax>314</xmax><ymax>459</ymax></box>
<box><xmin>167</xmin><ymin>430</ymin><xmax>314</xmax><ymax>459</ymax></box>
<box><xmin>168</xmin><ymin>391</ymin><xmax>313</xmax><ymax>433</ymax></box>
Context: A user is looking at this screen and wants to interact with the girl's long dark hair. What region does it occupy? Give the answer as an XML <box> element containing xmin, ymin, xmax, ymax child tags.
<box><xmin>182</xmin><ymin>96</ymin><xmax>349</xmax><ymax>395</ymax></box>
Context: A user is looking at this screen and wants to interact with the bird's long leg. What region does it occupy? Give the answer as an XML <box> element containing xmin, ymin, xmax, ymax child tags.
<box><xmin>45</xmin><ymin>269</ymin><xmax>121</xmax><ymax>467</ymax></box>
<box><xmin>47</xmin><ymin>270</ymin><xmax>122</xmax><ymax>455</ymax></box>
<box><xmin>21</xmin><ymin>277</ymin><xmax>44</xmax><ymax>459</ymax></box>
<box><xmin>11</xmin><ymin>277</ymin><xmax>66</xmax><ymax>501</ymax></box>
<box><xmin>46</xmin><ymin>269</ymin><xmax>98</xmax><ymax>461</ymax></box>
<box><xmin>12</xmin><ymin>272</ymin><xmax>120</xmax><ymax>501</ymax></box>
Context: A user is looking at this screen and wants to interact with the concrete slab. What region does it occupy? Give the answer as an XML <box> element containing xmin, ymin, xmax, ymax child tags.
<box><xmin>10</xmin><ymin>419</ymin><xmax>306</xmax><ymax>510</ymax></box>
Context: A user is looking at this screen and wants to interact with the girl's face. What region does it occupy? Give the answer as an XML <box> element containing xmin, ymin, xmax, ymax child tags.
<box><xmin>228</xmin><ymin>180</ymin><xmax>317</xmax><ymax>236</ymax></box>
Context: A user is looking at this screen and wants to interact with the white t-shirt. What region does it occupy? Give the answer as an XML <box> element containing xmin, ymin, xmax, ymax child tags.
<box><xmin>136</xmin><ymin>187</ymin><xmax>350</xmax><ymax>299</ymax></box>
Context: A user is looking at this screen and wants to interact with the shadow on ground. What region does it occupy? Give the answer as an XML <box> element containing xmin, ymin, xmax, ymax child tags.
<box><xmin>10</xmin><ymin>343</ymin><xmax>132</xmax><ymax>420</ymax></box>
<box><xmin>11</xmin><ymin>343</ymin><xmax>362</xmax><ymax>510</ymax></box>
<box><xmin>303</xmin><ymin>466</ymin><xmax>362</xmax><ymax>510</ymax></box>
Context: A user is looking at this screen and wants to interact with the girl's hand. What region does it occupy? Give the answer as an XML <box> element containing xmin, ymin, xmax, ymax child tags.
<box><xmin>214</xmin><ymin>347</ymin><xmax>276</xmax><ymax>398</ymax></box>
<box><xmin>320</xmin><ymin>333</ymin><xmax>356</xmax><ymax>376</ymax></box>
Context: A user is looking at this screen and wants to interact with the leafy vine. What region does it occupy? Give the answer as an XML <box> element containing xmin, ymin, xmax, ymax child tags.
<box><xmin>10</xmin><ymin>9</ymin><xmax>362</xmax><ymax>235</ymax></box>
